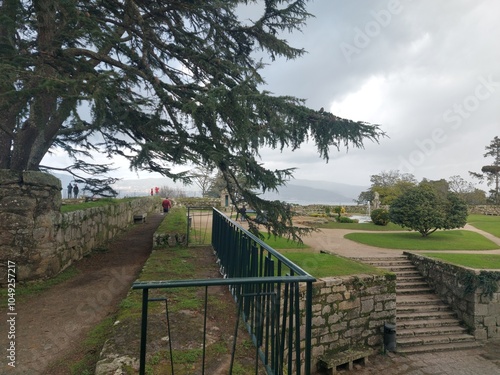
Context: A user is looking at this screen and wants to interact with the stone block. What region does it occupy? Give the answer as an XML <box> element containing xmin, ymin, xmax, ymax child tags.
<box><xmin>327</xmin><ymin>293</ymin><xmax>343</xmax><ymax>304</ymax></box>
<box><xmin>476</xmin><ymin>303</ymin><xmax>489</xmax><ymax>316</ymax></box>
<box><xmin>328</xmin><ymin>313</ymin><xmax>341</xmax><ymax>324</ymax></box>
<box><xmin>324</xmin><ymin>278</ymin><xmax>343</xmax><ymax>287</ymax></box>
<box><xmin>484</xmin><ymin>315</ymin><xmax>497</xmax><ymax>328</ymax></box>
<box><xmin>361</xmin><ymin>298</ymin><xmax>374</xmax><ymax>314</ymax></box>
<box><xmin>350</xmin><ymin>317</ymin><xmax>368</xmax><ymax>328</ymax></box>
<box><xmin>312</xmin><ymin>316</ymin><xmax>326</xmax><ymax>327</ymax></box>
<box><xmin>339</xmin><ymin>299</ymin><xmax>359</xmax><ymax>311</ymax></box>
<box><xmin>474</xmin><ymin>328</ymin><xmax>488</xmax><ymax>340</ymax></box>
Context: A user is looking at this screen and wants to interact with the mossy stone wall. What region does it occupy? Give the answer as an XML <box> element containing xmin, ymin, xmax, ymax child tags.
<box><xmin>406</xmin><ymin>252</ymin><xmax>500</xmax><ymax>339</ymax></box>
<box><xmin>0</xmin><ymin>170</ymin><xmax>160</xmax><ymax>283</ymax></box>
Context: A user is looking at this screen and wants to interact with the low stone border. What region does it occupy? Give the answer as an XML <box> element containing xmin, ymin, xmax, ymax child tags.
<box><xmin>153</xmin><ymin>232</ymin><xmax>187</xmax><ymax>247</ymax></box>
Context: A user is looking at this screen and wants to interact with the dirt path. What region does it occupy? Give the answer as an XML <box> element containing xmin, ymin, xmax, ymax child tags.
<box><xmin>0</xmin><ymin>213</ymin><xmax>164</xmax><ymax>375</ymax></box>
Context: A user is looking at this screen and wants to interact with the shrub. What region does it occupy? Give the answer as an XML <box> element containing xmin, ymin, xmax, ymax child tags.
<box><xmin>334</xmin><ymin>206</ymin><xmax>346</xmax><ymax>218</ymax></box>
<box><xmin>337</xmin><ymin>216</ymin><xmax>358</xmax><ymax>223</ymax></box>
<box><xmin>389</xmin><ymin>185</ymin><xmax>467</xmax><ymax>236</ymax></box>
<box><xmin>371</xmin><ymin>208</ymin><xmax>390</xmax><ymax>226</ymax></box>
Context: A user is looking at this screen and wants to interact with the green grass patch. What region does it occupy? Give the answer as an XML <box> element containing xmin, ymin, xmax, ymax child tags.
<box><xmin>421</xmin><ymin>252</ymin><xmax>500</xmax><ymax>269</ymax></box>
<box><xmin>69</xmin><ymin>317</ymin><xmax>115</xmax><ymax>375</ymax></box>
<box><xmin>117</xmin><ymin>247</ymin><xmax>201</xmax><ymax>320</ymax></box>
<box><xmin>61</xmin><ymin>197</ymin><xmax>141</xmax><ymax>213</ymax></box>
<box><xmin>345</xmin><ymin>230</ymin><xmax>499</xmax><ymax>250</ymax></box>
<box><xmin>278</xmin><ymin>250</ymin><xmax>387</xmax><ymax>278</ymax></box>
<box><xmin>0</xmin><ymin>266</ymin><xmax>80</xmax><ymax>306</ymax></box>
<box><xmin>468</xmin><ymin>214</ymin><xmax>500</xmax><ymax>238</ymax></box>
<box><xmin>157</xmin><ymin>206</ymin><xmax>188</xmax><ymax>234</ymax></box>
<box><xmin>314</xmin><ymin>220</ymin><xmax>405</xmax><ymax>231</ymax></box>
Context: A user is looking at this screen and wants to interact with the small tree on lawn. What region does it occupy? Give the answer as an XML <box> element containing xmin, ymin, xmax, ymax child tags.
<box><xmin>389</xmin><ymin>185</ymin><xmax>467</xmax><ymax>237</ymax></box>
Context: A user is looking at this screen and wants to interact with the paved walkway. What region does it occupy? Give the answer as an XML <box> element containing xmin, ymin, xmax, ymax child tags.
<box><xmin>301</xmin><ymin>223</ymin><xmax>500</xmax><ymax>375</ymax></box>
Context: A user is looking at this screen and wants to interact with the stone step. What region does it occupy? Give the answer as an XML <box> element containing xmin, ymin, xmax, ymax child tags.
<box><xmin>365</xmin><ymin>261</ymin><xmax>414</xmax><ymax>268</ymax></box>
<box><xmin>394</xmin><ymin>269</ymin><xmax>420</xmax><ymax>274</ymax></box>
<box><xmin>372</xmin><ymin>255</ymin><xmax>482</xmax><ymax>356</ymax></box>
<box><xmin>397</xmin><ymin>333</ymin><xmax>476</xmax><ymax>347</ymax></box>
<box><xmin>353</xmin><ymin>257</ymin><xmax>409</xmax><ymax>262</ymax></box>
<box><xmin>397</xmin><ymin>310</ymin><xmax>457</xmax><ymax>321</ymax></box>
<box><xmin>397</xmin><ymin>303</ymin><xmax>451</xmax><ymax>313</ymax></box>
<box><xmin>397</xmin><ymin>281</ymin><xmax>429</xmax><ymax>289</ymax></box>
<box><xmin>396</xmin><ymin>340</ymin><xmax>482</xmax><ymax>355</ymax></box>
<box><xmin>397</xmin><ymin>318</ymin><xmax>460</xmax><ymax>329</ymax></box>
<box><xmin>397</xmin><ymin>325</ymin><xmax>468</xmax><ymax>338</ymax></box>
<box><xmin>396</xmin><ymin>277</ymin><xmax>423</xmax><ymax>284</ymax></box>
<box><xmin>396</xmin><ymin>295</ymin><xmax>442</xmax><ymax>305</ymax></box>
<box><xmin>396</xmin><ymin>273</ymin><xmax>424</xmax><ymax>280</ymax></box>
<box><xmin>378</xmin><ymin>265</ymin><xmax>416</xmax><ymax>272</ymax></box>
<box><xmin>396</xmin><ymin>287</ymin><xmax>433</xmax><ymax>295</ymax></box>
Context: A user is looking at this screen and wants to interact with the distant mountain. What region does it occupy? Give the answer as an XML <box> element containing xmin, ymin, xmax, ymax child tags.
<box><xmin>50</xmin><ymin>172</ymin><xmax>367</xmax><ymax>204</ymax></box>
<box><xmin>260</xmin><ymin>179</ymin><xmax>368</xmax><ymax>205</ymax></box>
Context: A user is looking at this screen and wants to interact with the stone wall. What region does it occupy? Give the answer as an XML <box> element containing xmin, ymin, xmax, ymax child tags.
<box><xmin>297</xmin><ymin>274</ymin><xmax>396</xmax><ymax>372</ymax></box>
<box><xmin>405</xmin><ymin>252</ymin><xmax>500</xmax><ymax>339</ymax></box>
<box><xmin>0</xmin><ymin>170</ymin><xmax>161</xmax><ymax>284</ymax></box>
<box><xmin>469</xmin><ymin>205</ymin><xmax>500</xmax><ymax>216</ymax></box>
<box><xmin>55</xmin><ymin>197</ymin><xmax>161</xmax><ymax>277</ymax></box>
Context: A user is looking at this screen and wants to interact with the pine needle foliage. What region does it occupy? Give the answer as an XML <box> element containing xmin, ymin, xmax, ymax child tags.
<box><xmin>0</xmin><ymin>0</ymin><xmax>385</xmax><ymax>239</ymax></box>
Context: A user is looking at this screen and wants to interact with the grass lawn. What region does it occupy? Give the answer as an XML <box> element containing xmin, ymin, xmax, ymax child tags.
<box><xmin>157</xmin><ymin>206</ymin><xmax>188</xmax><ymax>234</ymax></box>
<box><xmin>421</xmin><ymin>253</ymin><xmax>500</xmax><ymax>269</ymax></box>
<box><xmin>345</xmin><ymin>230</ymin><xmax>499</xmax><ymax>250</ymax></box>
<box><xmin>468</xmin><ymin>214</ymin><xmax>500</xmax><ymax>238</ymax></box>
<box><xmin>314</xmin><ymin>220</ymin><xmax>405</xmax><ymax>231</ymax></box>
<box><xmin>60</xmin><ymin>197</ymin><xmax>141</xmax><ymax>213</ymax></box>
<box><xmin>278</xmin><ymin>250</ymin><xmax>387</xmax><ymax>278</ymax></box>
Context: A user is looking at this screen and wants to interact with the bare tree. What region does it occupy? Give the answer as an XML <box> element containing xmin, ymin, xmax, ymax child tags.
<box><xmin>192</xmin><ymin>166</ymin><xmax>216</xmax><ymax>197</ymax></box>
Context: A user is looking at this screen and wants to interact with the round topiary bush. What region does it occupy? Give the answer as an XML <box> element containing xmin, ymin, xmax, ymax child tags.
<box><xmin>371</xmin><ymin>208</ymin><xmax>390</xmax><ymax>226</ymax></box>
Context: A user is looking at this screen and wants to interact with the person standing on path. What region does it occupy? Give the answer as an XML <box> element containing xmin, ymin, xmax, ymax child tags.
<box><xmin>73</xmin><ymin>184</ymin><xmax>79</xmax><ymax>199</ymax></box>
<box><xmin>67</xmin><ymin>182</ymin><xmax>73</xmax><ymax>199</ymax></box>
<box><xmin>162</xmin><ymin>197</ymin><xmax>172</xmax><ymax>213</ymax></box>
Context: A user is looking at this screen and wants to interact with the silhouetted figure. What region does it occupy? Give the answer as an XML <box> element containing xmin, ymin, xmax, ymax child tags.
<box><xmin>67</xmin><ymin>183</ymin><xmax>73</xmax><ymax>199</ymax></box>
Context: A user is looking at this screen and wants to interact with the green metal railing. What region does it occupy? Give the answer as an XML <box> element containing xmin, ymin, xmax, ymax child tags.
<box><xmin>133</xmin><ymin>208</ymin><xmax>316</xmax><ymax>375</ymax></box>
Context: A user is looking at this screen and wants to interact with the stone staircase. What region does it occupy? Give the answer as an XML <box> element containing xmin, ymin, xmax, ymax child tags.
<box><xmin>356</xmin><ymin>255</ymin><xmax>481</xmax><ymax>354</ymax></box>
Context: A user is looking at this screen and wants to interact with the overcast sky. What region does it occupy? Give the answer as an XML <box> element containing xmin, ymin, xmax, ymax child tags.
<box><xmin>46</xmin><ymin>0</ymin><xmax>499</xmax><ymax>191</ymax></box>
<box><xmin>255</xmin><ymin>0</ymin><xmax>499</xmax><ymax>188</ymax></box>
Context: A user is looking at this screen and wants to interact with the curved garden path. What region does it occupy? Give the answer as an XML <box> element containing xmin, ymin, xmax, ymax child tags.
<box><xmin>300</xmin><ymin>223</ymin><xmax>500</xmax><ymax>258</ymax></box>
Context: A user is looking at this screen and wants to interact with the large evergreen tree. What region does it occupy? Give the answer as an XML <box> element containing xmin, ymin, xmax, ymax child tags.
<box><xmin>470</xmin><ymin>136</ymin><xmax>500</xmax><ymax>205</ymax></box>
<box><xmin>0</xmin><ymin>0</ymin><xmax>384</xmax><ymax>239</ymax></box>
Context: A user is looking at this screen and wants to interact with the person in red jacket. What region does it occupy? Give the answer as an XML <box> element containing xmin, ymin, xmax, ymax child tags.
<box><xmin>162</xmin><ymin>197</ymin><xmax>172</xmax><ymax>213</ymax></box>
